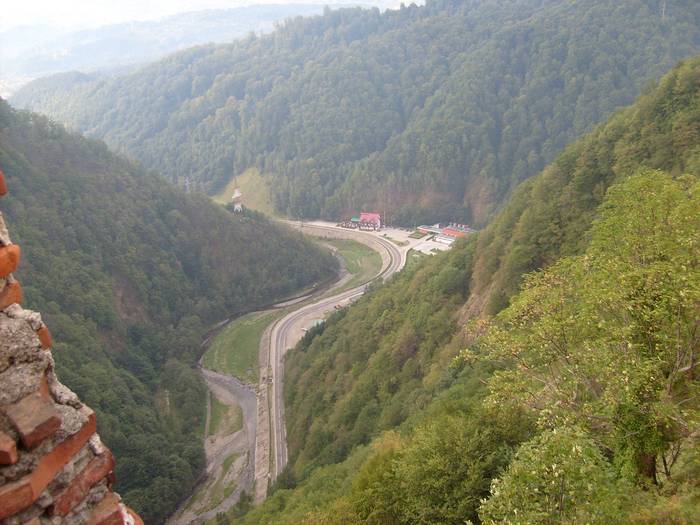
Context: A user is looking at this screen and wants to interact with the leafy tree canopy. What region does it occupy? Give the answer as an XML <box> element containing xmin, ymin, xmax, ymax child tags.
<box><xmin>12</xmin><ymin>0</ymin><xmax>700</xmax><ymax>224</ymax></box>
<box><xmin>472</xmin><ymin>170</ymin><xmax>699</xmax><ymax>487</ymax></box>
<box><xmin>223</xmin><ymin>57</ymin><xmax>700</xmax><ymax>525</ymax></box>
<box><xmin>0</xmin><ymin>99</ymin><xmax>336</xmax><ymax>523</ymax></box>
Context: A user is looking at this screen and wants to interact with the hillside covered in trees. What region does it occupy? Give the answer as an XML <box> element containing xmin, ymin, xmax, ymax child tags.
<box><xmin>12</xmin><ymin>0</ymin><xmax>700</xmax><ymax>225</ymax></box>
<box><xmin>0</xmin><ymin>99</ymin><xmax>337</xmax><ymax>523</ymax></box>
<box><xmin>0</xmin><ymin>3</ymin><xmax>344</xmax><ymax>97</ymax></box>
<box><xmin>224</xmin><ymin>56</ymin><xmax>700</xmax><ymax>524</ymax></box>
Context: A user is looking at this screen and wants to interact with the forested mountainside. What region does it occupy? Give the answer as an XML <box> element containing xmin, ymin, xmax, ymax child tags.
<box><xmin>0</xmin><ymin>4</ymin><xmax>337</xmax><ymax>96</ymax></box>
<box><xmin>0</xmin><ymin>99</ymin><xmax>336</xmax><ymax>523</ymax></box>
<box><xmin>12</xmin><ymin>0</ymin><xmax>700</xmax><ymax>226</ymax></box>
<box><xmin>226</xmin><ymin>57</ymin><xmax>700</xmax><ymax>524</ymax></box>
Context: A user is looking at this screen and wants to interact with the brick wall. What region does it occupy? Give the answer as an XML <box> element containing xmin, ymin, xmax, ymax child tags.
<box><xmin>0</xmin><ymin>167</ymin><xmax>144</xmax><ymax>525</ymax></box>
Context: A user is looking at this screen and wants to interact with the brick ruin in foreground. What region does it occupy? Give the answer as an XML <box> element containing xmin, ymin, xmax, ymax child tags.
<box><xmin>0</xmin><ymin>168</ymin><xmax>144</xmax><ymax>524</ymax></box>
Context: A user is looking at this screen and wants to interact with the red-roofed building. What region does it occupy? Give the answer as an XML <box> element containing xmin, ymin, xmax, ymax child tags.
<box><xmin>360</xmin><ymin>212</ymin><xmax>381</xmax><ymax>230</ymax></box>
<box><xmin>442</xmin><ymin>223</ymin><xmax>476</xmax><ymax>238</ymax></box>
<box><xmin>443</xmin><ymin>227</ymin><xmax>469</xmax><ymax>238</ymax></box>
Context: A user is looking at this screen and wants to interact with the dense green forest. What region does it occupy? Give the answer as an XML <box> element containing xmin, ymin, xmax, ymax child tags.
<box><xmin>1</xmin><ymin>3</ymin><xmax>335</xmax><ymax>90</ymax></box>
<box><xmin>0</xmin><ymin>99</ymin><xmax>336</xmax><ymax>523</ymax></box>
<box><xmin>12</xmin><ymin>0</ymin><xmax>700</xmax><ymax>225</ymax></box>
<box><xmin>224</xmin><ymin>56</ymin><xmax>700</xmax><ymax>524</ymax></box>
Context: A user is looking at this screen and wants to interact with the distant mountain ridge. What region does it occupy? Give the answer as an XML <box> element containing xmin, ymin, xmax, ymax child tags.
<box><xmin>0</xmin><ymin>4</ymin><xmax>359</xmax><ymax>96</ymax></box>
<box><xmin>12</xmin><ymin>0</ymin><xmax>700</xmax><ymax>226</ymax></box>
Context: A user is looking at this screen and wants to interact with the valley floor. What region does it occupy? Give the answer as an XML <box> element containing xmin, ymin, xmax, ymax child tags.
<box><xmin>168</xmin><ymin>221</ymin><xmax>421</xmax><ymax>522</ymax></box>
<box><xmin>168</xmin><ymin>371</ymin><xmax>257</xmax><ymax>525</ymax></box>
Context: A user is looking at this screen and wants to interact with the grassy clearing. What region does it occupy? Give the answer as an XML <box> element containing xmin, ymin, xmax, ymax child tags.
<box><xmin>183</xmin><ymin>477</ymin><xmax>208</xmax><ymax>512</ymax></box>
<box><xmin>203</xmin><ymin>310</ymin><xmax>280</xmax><ymax>383</ymax></box>
<box><xmin>381</xmin><ymin>234</ymin><xmax>408</xmax><ymax>246</ymax></box>
<box><xmin>209</xmin><ymin>392</ymin><xmax>243</xmax><ymax>438</ymax></box>
<box><xmin>409</xmin><ymin>230</ymin><xmax>427</xmax><ymax>239</ymax></box>
<box><xmin>178</xmin><ymin>393</ymin><xmax>245</xmax><ymax>516</ymax></box>
<box><xmin>210</xmin><ymin>451</ymin><xmax>244</xmax><ymax>508</ymax></box>
<box><xmin>222</xmin><ymin>452</ymin><xmax>241</xmax><ymax>475</ymax></box>
<box><xmin>203</xmin><ymin>239</ymin><xmax>380</xmax><ymax>385</ymax></box>
<box><xmin>186</xmin><ymin>450</ymin><xmax>244</xmax><ymax>515</ymax></box>
<box><xmin>322</xmin><ymin>238</ymin><xmax>383</xmax><ymax>289</ymax></box>
<box><xmin>212</xmin><ymin>167</ymin><xmax>278</xmax><ymax>217</ymax></box>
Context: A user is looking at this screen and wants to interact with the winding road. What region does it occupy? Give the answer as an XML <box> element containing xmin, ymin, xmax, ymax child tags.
<box><xmin>266</xmin><ymin>223</ymin><xmax>406</xmax><ymax>481</ymax></box>
<box><xmin>173</xmin><ymin>221</ymin><xmax>412</xmax><ymax>519</ymax></box>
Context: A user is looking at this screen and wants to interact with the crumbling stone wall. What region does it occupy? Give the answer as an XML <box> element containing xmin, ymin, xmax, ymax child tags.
<box><xmin>0</xmin><ymin>167</ymin><xmax>144</xmax><ymax>525</ymax></box>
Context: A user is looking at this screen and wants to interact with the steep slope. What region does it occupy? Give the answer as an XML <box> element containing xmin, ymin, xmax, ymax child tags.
<box><xmin>468</xmin><ymin>52</ymin><xmax>700</xmax><ymax>314</ymax></box>
<box><xmin>229</xmin><ymin>56</ymin><xmax>700</xmax><ymax>524</ymax></box>
<box><xmin>0</xmin><ymin>179</ymin><xmax>144</xmax><ymax>524</ymax></box>
<box><xmin>0</xmin><ymin>99</ymin><xmax>337</xmax><ymax>523</ymax></box>
<box><xmin>12</xmin><ymin>0</ymin><xmax>700</xmax><ymax>224</ymax></box>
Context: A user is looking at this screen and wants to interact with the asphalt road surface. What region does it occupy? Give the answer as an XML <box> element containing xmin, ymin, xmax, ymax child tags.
<box><xmin>268</xmin><ymin>224</ymin><xmax>405</xmax><ymax>478</ymax></box>
<box><xmin>172</xmin><ymin>223</ymin><xmax>410</xmax><ymax>519</ymax></box>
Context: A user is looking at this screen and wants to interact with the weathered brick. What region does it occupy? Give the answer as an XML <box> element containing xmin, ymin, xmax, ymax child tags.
<box><xmin>50</xmin><ymin>450</ymin><xmax>115</xmax><ymax>517</ymax></box>
<box><xmin>0</xmin><ymin>280</ymin><xmax>22</xmax><ymax>310</ymax></box>
<box><xmin>36</xmin><ymin>325</ymin><xmax>52</xmax><ymax>349</ymax></box>
<box><xmin>30</xmin><ymin>409</ymin><xmax>96</xmax><ymax>495</ymax></box>
<box><xmin>4</xmin><ymin>303</ymin><xmax>43</xmax><ymax>330</ymax></box>
<box><xmin>4</xmin><ymin>391</ymin><xmax>61</xmax><ymax>449</ymax></box>
<box><xmin>0</xmin><ymin>476</ymin><xmax>34</xmax><ymax>519</ymax></box>
<box><xmin>0</xmin><ymin>410</ymin><xmax>97</xmax><ymax>519</ymax></box>
<box><xmin>39</xmin><ymin>373</ymin><xmax>51</xmax><ymax>400</ymax></box>
<box><xmin>87</xmin><ymin>493</ymin><xmax>124</xmax><ymax>525</ymax></box>
<box><xmin>0</xmin><ymin>244</ymin><xmax>20</xmax><ymax>278</ymax></box>
<box><xmin>0</xmin><ymin>314</ymin><xmax>41</xmax><ymax>374</ymax></box>
<box><xmin>0</xmin><ymin>430</ymin><xmax>18</xmax><ymax>464</ymax></box>
<box><xmin>0</xmin><ymin>169</ymin><xmax>7</xmax><ymax>196</ymax></box>
<box><xmin>126</xmin><ymin>507</ymin><xmax>144</xmax><ymax>525</ymax></box>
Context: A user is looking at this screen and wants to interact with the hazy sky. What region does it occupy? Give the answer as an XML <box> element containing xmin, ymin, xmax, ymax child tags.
<box><xmin>2</xmin><ymin>1</ymin><xmax>382</xmax><ymax>30</ymax></box>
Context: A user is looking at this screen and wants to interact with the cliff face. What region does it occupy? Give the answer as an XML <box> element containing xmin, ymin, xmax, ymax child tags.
<box><xmin>0</xmin><ymin>168</ymin><xmax>143</xmax><ymax>525</ymax></box>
